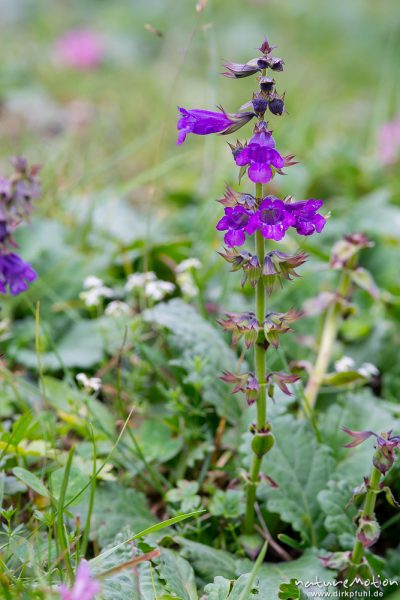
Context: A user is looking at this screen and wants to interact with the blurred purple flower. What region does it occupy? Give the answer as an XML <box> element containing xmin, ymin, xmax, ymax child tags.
<box><xmin>56</xmin><ymin>29</ymin><xmax>104</xmax><ymax>70</ymax></box>
<box><xmin>285</xmin><ymin>199</ymin><xmax>326</xmax><ymax>236</ymax></box>
<box><xmin>0</xmin><ymin>253</ymin><xmax>37</xmax><ymax>295</ymax></box>
<box><xmin>59</xmin><ymin>561</ymin><xmax>100</xmax><ymax>600</ymax></box>
<box><xmin>377</xmin><ymin>116</ymin><xmax>400</xmax><ymax>165</ymax></box>
<box><xmin>248</xmin><ymin>197</ymin><xmax>294</xmax><ymax>241</ymax></box>
<box><xmin>177</xmin><ymin>107</ymin><xmax>254</xmax><ymax>145</ymax></box>
<box><xmin>0</xmin><ymin>177</ymin><xmax>12</xmax><ymax>199</ymax></box>
<box><xmin>233</xmin><ymin>121</ymin><xmax>284</xmax><ymax>183</ymax></box>
<box><xmin>216</xmin><ymin>205</ymin><xmax>256</xmax><ymax>247</ymax></box>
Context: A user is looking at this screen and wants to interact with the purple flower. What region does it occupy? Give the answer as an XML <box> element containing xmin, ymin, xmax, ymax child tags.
<box><xmin>233</xmin><ymin>122</ymin><xmax>284</xmax><ymax>184</ymax></box>
<box><xmin>216</xmin><ymin>205</ymin><xmax>256</xmax><ymax>247</ymax></box>
<box><xmin>56</xmin><ymin>29</ymin><xmax>104</xmax><ymax>71</ymax></box>
<box><xmin>177</xmin><ymin>107</ymin><xmax>254</xmax><ymax>145</ymax></box>
<box><xmin>377</xmin><ymin>116</ymin><xmax>400</xmax><ymax>165</ymax></box>
<box><xmin>0</xmin><ymin>253</ymin><xmax>37</xmax><ymax>295</ymax></box>
<box><xmin>0</xmin><ymin>177</ymin><xmax>11</xmax><ymax>198</ymax></box>
<box><xmin>285</xmin><ymin>199</ymin><xmax>326</xmax><ymax>236</ymax></box>
<box><xmin>59</xmin><ymin>560</ymin><xmax>100</xmax><ymax>600</ymax></box>
<box><xmin>248</xmin><ymin>197</ymin><xmax>294</xmax><ymax>241</ymax></box>
<box><xmin>59</xmin><ymin>561</ymin><xmax>100</xmax><ymax>600</ymax></box>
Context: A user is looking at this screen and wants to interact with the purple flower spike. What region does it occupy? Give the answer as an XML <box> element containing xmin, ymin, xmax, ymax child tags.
<box><xmin>286</xmin><ymin>199</ymin><xmax>326</xmax><ymax>236</ymax></box>
<box><xmin>234</xmin><ymin>122</ymin><xmax>284</xmax><ymax>184</ymax></box>
<box><xmin>0</xmin><ymin>253</ymin><xmax>37</xmax><ymax>295</ymax></box>
<box><xmin>216</xmin><ymin>205</ymin><xmax>255</xmax><ymax>247</ymax></box>
<box><xmin>59</xmin><ymin>560</ymin><xmax>100</xmax><ymax>600</ymax></box>
<box><xmin>249</xmin><ymin>197</ymin><xmax>294</xmax><ymax>241</ymax></box>
<box><xmin>177</xmin><ymin>107</ymin><xmax>254</xmax><ymax>145</ymax></box>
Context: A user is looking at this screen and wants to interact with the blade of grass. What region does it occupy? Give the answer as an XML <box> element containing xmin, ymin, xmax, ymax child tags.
<box><xmin>56</xmin><ymin>446</ymin><xmax>75</xmax><ymax>583</ymax></box>
<box><xmin>238</xmin><ymin>541</ymin><xmax>268</xmax><ymax>600</ymax></box>
<box><xmin>80</xmin><ymin>425</ymin><xmax>97</xmax><ymax>557</ymax></box>
<box><xmin>90</xmin><ymin>510</ymin><xmax>205</xmax><ymax>567</ymax></box>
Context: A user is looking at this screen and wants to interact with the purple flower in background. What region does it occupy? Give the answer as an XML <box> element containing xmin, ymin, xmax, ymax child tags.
<box><xmin>377</xmin><ymin>116</ymin><xmax>400</xmax><ymax>165</ymax></box>
<box><xmin>233</xmin><ymin>121</ymin><xmax>284</xmax><ymax>183</ymax></box>
<box><xmin>286</xmin><ymin>199</ymin><xmax>326</xmax><ymax>236</ymax></box>
<box><xmin>0</xmin><ymin>177</ymin><xmax>12</xmax><ymax>199</ymax></box>
<box><xmin>56</xmin><ymin>29</ymin><xmax>104</xmax><ymax>70</ymax></box>
<box><xmin>249</xmin><ymin>197</ymin><xmax>294</xmax><ymax>241</ymax></box>
<box><xmin>177</xmin><ymin>107</ymin><xmax>254</xmax><ymax>145</ymax></box>
<box><xmin>59</xmin><ymin>561</ymin><xmax>100</xmax><ymax>600</ymax></box>
<box><xmin>0</xmin><ymin>253</ymin><xmax>37</xmax><ymax>295</ymax></box>
<box><xmin>216</xmin><ymin>205</ymin><xmax>256</xmax><ymax>247</ymax></box>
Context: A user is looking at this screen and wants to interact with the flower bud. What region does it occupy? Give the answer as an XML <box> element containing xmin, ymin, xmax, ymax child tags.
<box><xmin>251</xmin><ymin>97</ymin><xmax>269</xmax><ymax>117</ymax></box>
<box><xmin>259</xmin><ymin>77</ymin><xmax>275</xmax><ymax>93</ymax></box>
<box><xmin>223</xmin><ymin>62</ymin><xmax>260</xmax><ymax>79</ymax></box>
<box><xmin>251</xmin><ymin>430</ymin><xmax>275</xmax><ymax>458</ymax></box>
<box><xmin>373</xmin><ymin>444</ymin><xmax>395</xmax><ymax>475</ymax></box>
<box><xmin>269</xmin><ymin>57</ymin><xmax>285</xmax><ymax>71</ymax></box>
<box><xmin>269</xmin><ymin>95</ymin><xmax>285</xmax><ymax>116</ymax></box>
<box><xmin>257</xmin><ymin>57</ymin><xmax>270</xmax><ymax>70</ymax></box>
<box><xmin>357</xmin><ymin>516</ymin><xmax>380</xmax><ymax>548</ymax></box>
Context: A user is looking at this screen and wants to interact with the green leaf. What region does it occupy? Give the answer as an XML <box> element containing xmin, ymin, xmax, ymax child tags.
<box><xmin>12</xmin><ymin>467</ymin><xmax>49</xmax><ymax>498</ymax></box>
<box><xmin>159</xmin><ymin>549</ymin><xmax>198</xmax><ymax>600</ymax></box>
<box><xmin>144</xmin><ymin>299</ymin><xmax>242</xmax><ymax>423</ymax></box>
<box><xmin>73</xmin><ymin>482</ymin><xmax>156</xmax><ymax>548</ymax></box>
<box><xmin>42</xmin><ymin>376</ymin><xmax>115</xmax><ymax>436</ymax></box>
<box><xmin>322</xmin><ymin>370</ymin><xmax>367</xmax><ymax>387</ymax></box>
<box><xmin>176</xmin><ymin>537</ymin><xmax>237</xmax><ymax>582</ymax></box>
<box><xmin>92</xmin><ymin>531</ymin><xmax>168</xmax><ymax>600</ymax></box>
<box><xmin>135</xmin><ymin>420</ymin><xmax>183</xmax><ymax>464</ymax></box>
<box><xmin>236</xmin><ymin>550</ymin><xmax>335</xmax><ymax>600</ymax></box>
<box><xmin>49</xmin><ymin>465</ymin><xmax>90</xmax><ymax>506</ymax></box>
<box><xmin>91</xmin><ymin>510</ymin><xmax>204</xmax><ymax>567</ymax></box>
<box><xmin>279</xmin><ymin>579</ymin><xmax>312</xmax><ymax>599</ymax></box>
<box><xmin>204</xmin><ymin>574</ymin><xmax>259</xmax><ymax>600</ymax></box>
<box><xmin>16</xmin><ymin>319</ymin><xmax>104</xmax><ymax>370</ymax></box>
<box><xmin>203</xmin><ymin>576</ymin><xmax>231</xmax><ymax>600</ymax></box>
<box><xmin>209</xmin><ymin>489</ymin><xmax>244</xmax><ymax>520</ymax></box>
<box><xmin>317</xmin><ymin>480</ymin><xmax>357</xmax><ymax>549</ymax></box>
<box><xmin>257</xmin><ymin>416</ymin><xmax>335</xmax><ymax>545</ymax></box>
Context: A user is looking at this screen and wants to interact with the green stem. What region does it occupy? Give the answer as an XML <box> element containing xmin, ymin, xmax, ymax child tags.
<box><xmin>244</xmin><ymin>183</ymin><xmax>267</xmax><ymax>535</ymax></box>
<box><xmin>347</xmin><ymin>466</ymin><xmax>381</xmax><ymax>580</ymax></box>
<box><xmin>56</xmin><ymin>447</ymin><xmax>75</xmax><ymax>583</ymax></box>
<box><xmin>303</xmin><ymin>269</ymin><xmax>351</xmax><ymax>411</ymax></box>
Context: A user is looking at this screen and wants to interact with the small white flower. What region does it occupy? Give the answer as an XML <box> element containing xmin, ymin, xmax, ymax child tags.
<box><xmin>105</xmin><ymin>300</ymin><xmax>130</xmax><ymax>317</ymax></box>
<box><xmin>125</xmin><ymin>271</ymin><xmax>157</xmax><ymax>292</ymax></box>
<box><xmin>176</xmin><ymin>258</ymin><xmax>202</xmax><ymax>273</ymax></box>
<box><xmin>145</xmin><ymin>280</ymin><xmax>175</xmax><ymax>301</ymax></box>
<box><xmin>80</xmin><ymin>275</ymin><xmax>113</xmax><ymax>306</ymax></box>
<box><xmin>76</xmin><ymin>372</ymin><xmax>102</xmax><ymax>393</ymax></box>
<box><xmin>125</xmin><ymin>271</ymin><xmax>174</xmax><ymax>301</ymax></box>
<box><xmin>334</xmin><ymin>356</ymin><xmax>356</xmax><ymax>373</ymax></box>
<box><xmin>80</xmin><ymin>286</ymin><xmax>113</xmax><ymax>307</ymax></box>
<box><xmin>83</xmin><ymin>275</ymin><xmax>104</xmax><ymax>289</ymax></box>
<box><xmin>358</xmin><ymin>362</ymin><xmax>379</xmax><ymax>378</ymax></box>
<box><xmin>177</xmin><ymin>272</ymin><xmax>198</xmax><ymax>298</ymax></box>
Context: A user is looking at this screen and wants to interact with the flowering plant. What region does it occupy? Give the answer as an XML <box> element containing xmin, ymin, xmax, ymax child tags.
<box><xmin>0</xmin><ymin>157</ymin><xmax>40</xmax><ymax>296</ymax></box>
<box><xmin>178</xmin><ymin>38</ymin><xmax>326</xmax><ymax>533</ymax></box>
